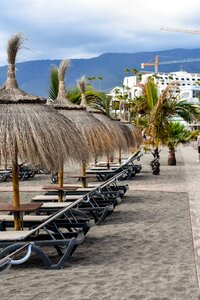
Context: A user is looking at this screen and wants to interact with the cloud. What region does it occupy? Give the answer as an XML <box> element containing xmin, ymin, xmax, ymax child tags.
<box><xmin>0</xmin><ymin>0</ymin><xmax>200</xmax><ymax>65</ymax></box>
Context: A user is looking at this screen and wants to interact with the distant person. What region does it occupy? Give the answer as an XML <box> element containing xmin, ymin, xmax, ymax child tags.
<box><xmin>197</xmin><ymin>132</ymin><xmax>200</xmax><ymax>162</ymax></box>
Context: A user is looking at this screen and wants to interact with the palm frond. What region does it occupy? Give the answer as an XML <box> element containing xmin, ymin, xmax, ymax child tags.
<box><xmin>66</xmin><ymin>87</ymin><xmax>81</xmax><ymax>104</ymax></box>
<box><xmin>48</xmin><ymin>66</ymin><xmax>59</xmax><ymax>100</ymax></box>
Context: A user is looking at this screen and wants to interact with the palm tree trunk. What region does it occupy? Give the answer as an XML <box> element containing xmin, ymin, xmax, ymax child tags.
<box><xmin>168</xmin><ymin>149</ymin><xmax>176</xmax><ymax>165</ymax></box>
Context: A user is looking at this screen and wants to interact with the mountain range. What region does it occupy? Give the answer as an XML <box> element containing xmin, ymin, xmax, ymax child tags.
<box><xmin>1</xmin><ymin>48</ymin><xmax>200</xmax><ymax>97</ymax></box>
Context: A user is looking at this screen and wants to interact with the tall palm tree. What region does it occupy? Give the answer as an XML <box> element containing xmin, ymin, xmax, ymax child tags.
<box><xmin>133</xmin><ymin>77</ymin><xmax>199</xmax><ymax>148</ymax></box>
<box><xmin>164</xmin><ymin>121</ymin><xmax>191</xmax><ymax>165</ymax></box>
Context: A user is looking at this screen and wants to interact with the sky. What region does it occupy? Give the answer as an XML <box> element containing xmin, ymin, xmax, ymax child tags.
<box><xmin>0</xmin><ymin>0</ymin><xmax>200</xmax><ymax>66</ymax></box>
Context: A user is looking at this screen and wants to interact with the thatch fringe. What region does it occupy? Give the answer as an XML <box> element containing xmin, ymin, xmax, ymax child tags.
<box><xmin>6</xmin><ymin>33</ymin><xmax>24</xmax><ymax>89</ymax></box>
<box><xmin>57</xmin><ymin>109</ymin><xmax>116</xmax><ymax>156</ymax></box>
<box><xmin>0</xmin><ymin>35</ymin><xmax>90</xmax><ymax>169</ymax></box>
<box><xmin>0</xmin><ymin>104</ymin><xmax>89</xmax><ymax>169</ymax></box>
<box><xmin>115</xmin><ymin>121</ymin><xmax>136</xmax><ymax>148</ymax></box>
<box><xmin>0</xmin><ymin>86</ymin><xmax>46</xmax><ymax>104</ymax></box>
<box><xmin>49</xmin><ymin>62</ymin><xmax>118</xmax><ymax>157</ymax></box>
<box><xmin>121</xmin><ymin>121</ymin><xmax>143</xmax><ymax>146</ymax></box>
<box><xmin>76</xmin><ymin>77</ymin><xmax>128</xmax><ymax>151</ymax></box>
<box><xmin>128</xmin><ymin>124</ymin><xmax>143</xmax><ymax>145</ymax></box>
<box><xmin>57</xmin><ymin>59</ymin><xmax>70</xmax><ymax>100</ymax></box>
<box><xmin>7</xmin><ymin>33</ymin><xmax>24</xmax><ymax>65</ymax></box>
<box><xmin>1</xmin><ymin>33</ymin><xmax>45</xmax><ymax>103</ymax></box>
<box><xmin>77</xmin><ymin>76</ymin><xmax>87</xmax><ymax>107</ymax></box>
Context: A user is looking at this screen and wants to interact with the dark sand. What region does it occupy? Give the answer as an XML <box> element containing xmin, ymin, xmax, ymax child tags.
<box><xmin>0</xmin><ymin>146</ymin><xmax>199</xmax><ymax>300</ymax></box>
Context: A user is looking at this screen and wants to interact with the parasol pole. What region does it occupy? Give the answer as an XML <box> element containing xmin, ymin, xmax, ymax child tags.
<box><xmin>118</xmin><ymin>147</ymin><xmax>122</xmax><ymax>164</ymax></box>
<box><xmin>7</xmin><ymin>35</ymin><xmax>24</xmax><ymax>230</ymax></box>
<box><xmin>78</xmin><ymin>79</ymin><xmax>88</xmax><ymax>187</ymax></box>
<box><xmin>12</xmin><ymin>148</ymin><xmax>21</xmax><ymax>230</ymax></box>
<box><xmin>106</xmin><ymin>154</ymin><xmax>110</xmax><ymax>170</ymax></box>
<box><xmin>58</xmin><ymin>165</ymin><xmax>64</xmax><ymax>202</ymax></box>
<box><xmin>82</xmin><ymin>160</ymin><xmax>87</xmax><ymax>188</ymax></box>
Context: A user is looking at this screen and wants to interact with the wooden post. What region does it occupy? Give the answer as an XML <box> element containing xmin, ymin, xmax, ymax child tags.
<box><xmin>107</xmin><ymin>155</ymin><xmax>110</xmax><ymax>170</ymax></box>
<box><xmin>58</xmin><ymin>165</ymin><xmax>64</xmax><ymax>202</ymax></box>
<box><xmin>12</xmin><ymin>152</ymin><xmax>21</xmax><ymax>230</ymax></box>
<box><xmin>118</xmin><ymin>147</ymin><xmax>122</xmax><ymax>164</ymax></box>
<box><xmin>82</xmin><ymin>161</ymin><xmax>87</xmax><ymax>188</ymax></box>
<box><xmin>94</xmin><ymin>156</ymin><xmax>98</xmax><ymax>166</ymax></box>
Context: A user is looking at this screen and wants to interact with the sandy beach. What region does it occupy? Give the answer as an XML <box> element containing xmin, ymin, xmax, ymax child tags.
<box><xmin>0</xmin><ymin>145</ymin><xmax>200</xmax><ymax>300</ymax></box>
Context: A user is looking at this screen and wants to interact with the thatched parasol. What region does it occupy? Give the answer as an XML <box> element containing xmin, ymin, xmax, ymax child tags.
<box><xmin>111</xmin><ymin>119</ymin><xmax>137</xmax><ymax>163</ymax></box>
<box><xmin>77</xmin><ymin>76</ymin><xmax>128</xmax><ymax>166</ymax></box>
<box><xmin>121</xmin><ymin>120</ymin><xmax>143</xmax><ymax>146</ymax></box>
<box><xmin>0</xmin><ymin>34</ymin><xmax>89</xmax><ymax>229</ymax></box>
<box><xmin>48</xmin><ymin>59</ymin><xmax>116</xmax><ymax>186</ymax></box>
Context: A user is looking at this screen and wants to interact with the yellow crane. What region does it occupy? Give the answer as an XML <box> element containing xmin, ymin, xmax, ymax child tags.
<box><xmin>142</xmin><ymin>27</ymin><xmax>200</xmax><ymax>72</ymax></box>
<box><xmin>141</xmin><ymin>55</ymin><xmax>200</xmax><ymax>73</ymax></box>
<box><xmin>141</xmin><ymin>55</ymin><xmax>159</xmax><ymax>73</ymax></box>
<box><xmin>160</xmin><ymin>26</ymin><xmax>200</xmax><ymax>35</ymax></box>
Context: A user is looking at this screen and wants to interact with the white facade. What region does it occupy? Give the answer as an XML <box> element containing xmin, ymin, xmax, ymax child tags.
<box><xmin>110</xmin><ymin>71</ymin><xmax>200</xmax><ymax>127</ymax></box>
<box><xmin>112</xmin><ymin>71</ymin><xmax>200</xmax><ymax>104</ymax></box>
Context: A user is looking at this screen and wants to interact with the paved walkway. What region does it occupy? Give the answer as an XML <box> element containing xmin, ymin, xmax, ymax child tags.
<box><xmin>126</xmin><ymin>143</ymin><xmax>200</xmax><ymax>295</ymax></box>
<box><xmin>180</xmin><ymin>144</ymin><xmax>200</xmax><ymax>290</ymax></box>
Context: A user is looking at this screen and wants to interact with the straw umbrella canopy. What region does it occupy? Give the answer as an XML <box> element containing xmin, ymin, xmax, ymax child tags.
<box><xmin>77</xmin><ymin>77</ymin><xmax>128</xmax><ymax>165</ymax></box>
<box><xmin>121</xmin><ymin>120</ymin><xmax>143</xmax><ymax>146</ymax></box>
<box><xmin>111</xmin><ymin>120</ymin><xmax>137</xmax><ymax>163</ymax></box>
<box><xmin>48</xmin><ymin>60</ymin><xmax>117</xmax><ymax>184</ymax></box>
<box><xmin>0</xmin><ymin>33</ymin><xmax>89</xmax><ymax>229</ymax></box>
<box><xmin>113</xmin><ymin>120</ymin><xmax>136</xmax><ymax>149</ymax></box>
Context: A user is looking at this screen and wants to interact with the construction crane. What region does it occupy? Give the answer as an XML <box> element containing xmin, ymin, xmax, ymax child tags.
<box><xmin>141</xmin><ymin>55</ymin><xmax>200</xmax><ymax>73</ymax></box>
<box><xmin>141</xmin><ymin>55</ymin><xmax>159</xmax><ymax>73</ymax></box>
<box><xmin>160</xmin><ymin>26</ymin><xmax>200</xmax><ymax>35</ymax></box>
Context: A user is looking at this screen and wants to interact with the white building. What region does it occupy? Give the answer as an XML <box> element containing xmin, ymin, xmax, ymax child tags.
<box><xmin>119</xmin><ymin>71</ymin><xmax>200</xmax><ymax>103</ymax></box>
<box><xmin>110</xmin><ymin>71</ymin><xmax>200</xmax><ymax>127</ymax></box>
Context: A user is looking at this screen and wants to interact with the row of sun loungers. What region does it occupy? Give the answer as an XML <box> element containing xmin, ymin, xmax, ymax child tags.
<box><xmin>0</xmin><ymin>150</ymin><xmax>142</xmax><ymax>271</ymax></box>
<box><xmin>86</xmin><ymin>150</ymin><xmax>143</xmax><ymax>181</ymax></box>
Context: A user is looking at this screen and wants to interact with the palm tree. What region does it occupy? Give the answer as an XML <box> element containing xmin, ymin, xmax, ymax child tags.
<box><xmin>66</xmin><ymin>87</ymin><xmax>81</xmax><ymax>104</ymax></box>
<box><xmin>164</xmin><ymin>121</ymin><xmax>191</xmax><ymax>165</ymax></box>
<box><xmin>48</xmin><ymin>68</ymin><xmax>111</xmax><ymax>115</ymax></box>
<box><xmin>48</xmin><ymin>66</ymin><xmax>59</xmax><ymax>100</ymax></box>
<box><xmin>85</xmin><ymin>89</ymin><xmax>111</xmax><ymax>117</ymax></box>
<box><xmin>132</xmin><ymin>77</ymin><xmax>158</xmax><ymax>133</ymax></box>
<box><xmin>124</xmin><ymin>68</ymin><xmax>130</xmax><ymax>75</ymax></box>
<box><xmin>133</xmin><ymin>77</ymin><xmax>199</xmax><ymax>147</ymax></box>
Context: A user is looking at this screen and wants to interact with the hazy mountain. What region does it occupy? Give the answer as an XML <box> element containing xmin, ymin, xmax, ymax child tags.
<box><xmin>1</xmin><ymin>48</ymin><xmax>200</xmax><ymax>97</ymax></box>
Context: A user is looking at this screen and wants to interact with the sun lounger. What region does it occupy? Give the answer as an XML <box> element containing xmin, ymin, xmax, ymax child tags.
<box><xmin>0</xmin><ymin>200</ymin><xmax>94</xmax><ymax>234</ymax></box>
<box><xmin>0</xmin><ymin>199</ymin><xmax>93</xmax><ymax>269</ymax></box>
<box><xmin>31</xmin><ymin>195</ymin><xmax>82</xmax><ymax>202</ymax></box>
<box><xmin>0</xmin><ymin>242</ymin><xmax>34</xmax><ymax>273</ymax></box>
<box><xmin>87</xmin><ymin>150</ymin><xmax>143</xmax><ymax>177</ymax></box>
<box><xmin>31</xmin><ymin>169</ymin><xmax>130</xmax><ymax>226</ymax></box>
<box><xmin>86</xmin><ymin>164</ymin><xmax>137</xmax><ymax>181</ymax></box>
<box><xmin>95</xmin><ymin>150</ymin><xmax>143</xmax><ymax>167</ymax></box>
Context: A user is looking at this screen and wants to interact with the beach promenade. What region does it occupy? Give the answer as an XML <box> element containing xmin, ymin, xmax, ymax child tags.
<box><xmin>0</xmin><ymin>144</ymin><xmax>200</xmax><ymax>299</ymax></box>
